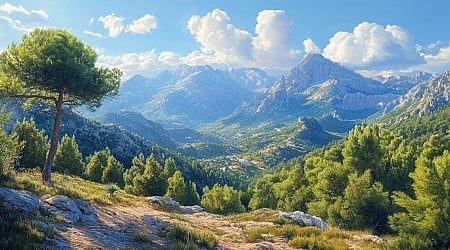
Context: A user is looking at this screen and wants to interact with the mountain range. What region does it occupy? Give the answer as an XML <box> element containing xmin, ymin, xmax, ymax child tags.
<box><xmin>6</xmin><ymin>53</ymin><xmax>449</xmax><ymax>172</ymax></box>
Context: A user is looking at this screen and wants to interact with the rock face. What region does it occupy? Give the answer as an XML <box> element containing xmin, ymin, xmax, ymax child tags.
<box><xmin>146</xmin><ymin>196</ymin><xmax>203</xmax><ymax>214</ymax></box>
<box><xmin>276</xmin><ymin>211</ymin><xmax>328</xmax><ymax>230</ymax></box>
<box><xmin>0</xmin><ymin>186</ymin><xmax>39</xmax><ymax>216</ymax></box>
<box><xmin>254</xmin><ymin>53</ymin><xmax>400</xmax><ymax>120</ymax></box>
<box><xmin>39</xmin><ymin>195</ymin><xmax>97</xmax><ymax>224</ymax></box>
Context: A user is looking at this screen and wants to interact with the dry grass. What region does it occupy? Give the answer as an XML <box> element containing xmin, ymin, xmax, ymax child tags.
<box><xmin>12</xmin><ymin>170</ymin><xmax>143</xmax><ymax>205</ymax></box>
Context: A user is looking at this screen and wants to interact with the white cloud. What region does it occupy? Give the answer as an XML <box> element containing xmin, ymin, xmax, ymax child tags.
<box><xmin>99</xmin><ymin>13</ymin><xmax>125</xmax><ymax>38</ymax></box>
<box><xmin>88</xmin><ymin>17</ymin><xmax>94</xmax><ymax>26</ymax></box>
<box><xmin>415</xmin><ymin>44</ymin><xmax>450</xmax><ymax>74</ymax></box>
<box><xmin>31</xmin><ymin>9</ymin><xmax>48</xmax><ymax>20</ymax></box>
<box><xmin>323</xmin><ymin>22</ymin><xmax>424</xmax><ymax>70</ymax></box>
<box><xmin>84</xmin><ymin>30</ymin><xmax>104</xmax><ymax>38</ymax></box>
<box><xmin>303</xmin><ymin>38</ymin><xmax>320</xmax><ymax>54</ymax></box>
<box><xmin>159</xmin><ymin>51</ymin><xmax>182</xmax><ymax>66</ymax></box>
<box><xmin>187</xmin><ymin>9</ymin><xmax>253</xmax><ymax>64</ymax></box>
<box><xmin>186</xmin><ymin>9</ymin><xmax>302</xmax><ymax>70</ymax></box>
<box><xmin>0</xmin><ymin>3</ymin><xmax>48</xmax><ymax>20</ymax></box>
<box><xmin>97</xmin><ymin>50</ymin><xmax>184</xmax><ymax>80</ymax></box>
<box><xmin>0</xmin><ymin>15</ymin><xmax>33</xmax><ymax>32</ymax></box>
<box><xmin>0</xmin><ymin>3</ymin><xmax>29</xmax><ymax>15</ymax></box>
<box><xmin>253</xmin><ymin>10</ymin><xmax>302</xmax><ymax>68</ymax></box>
<box><xmin>127</xmin><ymin>14</ymin><xmax>157</xmax><ymax>34</ymax></box>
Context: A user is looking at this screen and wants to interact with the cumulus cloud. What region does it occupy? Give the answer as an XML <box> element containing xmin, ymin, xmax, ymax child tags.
<box><xmin>253</xmin><ymin>10</ymin><xmax>302</xmax><ymax>67</ymax></box>
<box><xmin>158</xmin><ymin>51</ymin><xmax>182</xmax><ymax>66</ymax></box>
<box><xmin>415</xmin><ymin>44</ymin><xmax>450</xmax><ymax>73</ymax></box>
<box><xmin>97</xmin><ymin>50</ymin><xmax>185</xmax><ymax>80</ymax></box>
<box><xmin>0</xmin><ymin>15</ymin><xmax>33</xmax><ymax>32</ymax></box>
<box><xmin>31</xmin><ymin>9</ymin><xmax>48</xmax><ymax>20</ymax></box>
<box><xmin>187</xmin><ymin>9</ymin><xmax>253</xmax><ymax>64</ymax></box>
<box><xmin>127</xmin><ymin>14</ymin><xmax>157</xmax><ymax>34</ymax></box>
<box><xmin>186</xmin><ymin>9</ymin><xmax>302</xmax><ymax>70</ymax></box>
<box><xmin>323</xmin><ymin>22</ymin><xmax>425</xmax><ymax>69</ymax></box>
<box><xmin>83</xmin><ymin>30</ymin><xmax>104</xmax><ymax>38</ymax></box>
<box><xmin>303</xmin><ymin>38</ymin><xmax>320</xmax><ymax>54</ymax></box>
<box><xmin>99</xmin><ymin>13</ymin><xmax>125</xmax><ymax>38</ymax></box>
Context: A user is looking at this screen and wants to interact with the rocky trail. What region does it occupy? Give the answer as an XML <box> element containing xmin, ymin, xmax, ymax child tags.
<box><xmin>1</xmin><ymin>186</ymin><xmax>386</xmax><ymax>250</ymax></box>
<box><xmin>45</xmin><ymin>200</ymin><xmax>294</xmax><ymax>250</ymax></box>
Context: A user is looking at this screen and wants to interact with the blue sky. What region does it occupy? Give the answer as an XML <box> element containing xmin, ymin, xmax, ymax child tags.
<box><xmin>1</xmin><ymin>1</ymin><xmax>450</xmax><ymax>79</ymax></box>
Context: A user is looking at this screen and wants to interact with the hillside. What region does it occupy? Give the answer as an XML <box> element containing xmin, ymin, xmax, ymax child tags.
<box><xmin>0</xmin><ymin>171</ymin><xmax>389</xmax><ymax>250</ymax></box>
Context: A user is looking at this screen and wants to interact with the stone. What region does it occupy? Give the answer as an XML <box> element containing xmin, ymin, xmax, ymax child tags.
<box><xmin>0</xmin><ymin>186</ymin><xmax>39</xmax><ymax>216</ymax></box>
<box><xmin>146</xmin><ymin>196</ymin><xmax>181</xmax><ymax>212</ymax></box>
<box><xmin>75</xmin><ymin>199</ymin><xmax>97</xmax><ymax>223</ymax></box>
<box><xmin>352</xmin><ymin>234</ymin><xmax>385</xmax><ymax>244</ymax></box>
<box><xmin>180</xmin><ymin>205</ymin><xmax>204</xmax><ymax>214</ymax></box>
<box><xmin>276</xmin><ymin>211</ymin><xmax>328</xmax><ymax>230</ymax></box>
<box><xmin>40</xmin><ymin>195</ymin><xmax>82</xmax><ymax>224</ymax></box>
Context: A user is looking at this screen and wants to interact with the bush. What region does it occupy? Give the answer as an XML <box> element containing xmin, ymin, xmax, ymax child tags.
<box><xmin>201</xmin><ymin>184</ymin><xmax>245</xmax><ymax>215</ymax></box>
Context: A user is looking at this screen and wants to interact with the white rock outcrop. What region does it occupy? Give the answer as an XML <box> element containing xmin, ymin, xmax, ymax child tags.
<box><xmin>276</xmin><ymin>211</ymin><xmax>328</xmax><ymax>230</ymax></box>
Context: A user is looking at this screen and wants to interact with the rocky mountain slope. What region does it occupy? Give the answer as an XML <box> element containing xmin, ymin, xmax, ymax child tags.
<box><xmin>225</xmin><ymin>54</ymin><xmax>407</xmax><ymax>126</ymax></box>
<box><xmin>83</xmin><ymin>65</ymin><xmax>275</xmax><ymax>128</ymax></box>
<box><xmin>385</xmin><ymin>70</ymin><xmax>450</xmax><ymax>117</ymax></box>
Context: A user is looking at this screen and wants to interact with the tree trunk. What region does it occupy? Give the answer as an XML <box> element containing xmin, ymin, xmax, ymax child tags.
<box><xmin>42</xmin><ymin>91</ymin><xmax>64</xmax><ymax>185</ymax></box>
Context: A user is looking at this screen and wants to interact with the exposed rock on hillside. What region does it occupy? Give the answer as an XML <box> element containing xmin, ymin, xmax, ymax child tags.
<box><xmin>276</xmin><ymin>211</ymin><xmax>328</xmax><ymax>230</ymax></box>
<box><xmin>0</xmin><ymin>186</ymin><xmax>39</xmax><ymax>216</ymax></box>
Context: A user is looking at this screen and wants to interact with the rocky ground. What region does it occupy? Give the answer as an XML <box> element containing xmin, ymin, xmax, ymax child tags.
<box><xmin>1</xmin><ymin>186</ymin><xmax>386</xmax><ymax>249</ymax></box>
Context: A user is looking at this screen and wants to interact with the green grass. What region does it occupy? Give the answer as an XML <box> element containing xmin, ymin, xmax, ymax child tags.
<box><xmin>132</xmin><ymin>232</ymin><xmax>153</xmax><ymax>243</ymax></box>
<box><xmin>245</xmin><ymin>224</ymin><xmax>350</xmax><ymax>249</ymax></box>
<box><xmin>169</xmin><ymin>224</ymin><xmax>218</xmax><ymax>249</ymax></box>
<box><xmin>163</xmin><ymin>213</ymin><xmax>190</xmax><ymax>222</ymax></box>
<box><xmin>0</xmin><ymin>212</ymin><xmax>46</xmax><ymax>249</ymax></box>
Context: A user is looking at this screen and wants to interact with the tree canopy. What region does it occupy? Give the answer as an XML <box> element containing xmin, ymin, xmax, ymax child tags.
<box><xmin>0</xmin><ymin>28</ymin><xmax>121</xmax><ymax>184</ymax></box>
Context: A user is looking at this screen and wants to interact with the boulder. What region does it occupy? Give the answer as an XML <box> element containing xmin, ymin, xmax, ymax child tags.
<box><xmin>276</xmin><ymin>211</ymin><xmax>328</xmax><ymax>230</ymax></box>
<box><xmin>40</xmin><ymin>195</ymin><xmax>81</xmax><ymax>224</ymax></box>
<box><xmin>146</xmin><ymin>196</ymin><xmax>181</xmax><ymax>212</ymax></box>
<box><xmin>180</xmin><ymin>205</ymin><xmax>204</xmax><ymax>214</ymax></box>
<box><xmin>146</xmin><ymin>196</ymin><xmax>204</xmax><ymax>214</ymax></box>
<box><xmin>75</xmin><ymin>199</ymin><xmax>97</xmax><ymax>223</ymax></box>
<box><xmin>0</xmin><ymin>186</ymin><xmax>39</xmax><ymax>216</ymax></box>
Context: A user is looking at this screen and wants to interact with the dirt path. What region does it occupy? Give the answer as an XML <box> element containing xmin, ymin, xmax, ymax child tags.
<box><xmin>46</xmin><ymin>201</ymin><xmax>293</xmax><ymax>249</ymax></box>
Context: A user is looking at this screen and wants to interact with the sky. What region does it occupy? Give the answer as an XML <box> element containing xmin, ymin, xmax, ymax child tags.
<box><xmin>1</xmin><ymin>0</ymin><xmax>450</xmax><ymax>80</ymax></box>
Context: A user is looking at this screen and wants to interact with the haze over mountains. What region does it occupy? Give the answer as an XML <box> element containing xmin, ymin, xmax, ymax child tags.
<box><xmin>9</xmin><ymin>53</ymin><xmax>449</xmax><ymax>167</ymax></box>
<box><xmin>85</xmin><ymin>54</ymin><xmax>434</xmax><ymax>129</ymax></box>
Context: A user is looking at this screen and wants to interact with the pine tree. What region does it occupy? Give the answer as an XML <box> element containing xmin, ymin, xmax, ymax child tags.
<box><xmin>342</xmin><ymin>124</ymin><xmax>384</xmax><ymax>181</ymax></box>
<box><xmin>84</xmin><ymin>148</ymin><xmax>111</xmax><ymax>182</ymax></box>
<box><xmin>201</xmin><ymin>184</ymin><xmax>245</xmax><ymax>214</ymax></box>
<box><xmin>336</xmin><ymin>170</ymin><xmax>389</xmax><ymax>233</ymax></box>
<box><xmin>53</xmin><ymin>134</ymin><xmax>84</xmax><ymax>176</ymax></box>
<box><xmin>165</xmin><ymin>171</ymin><xmax>187</xmax><ymax>204</ymax></box>
<box><xmin>390</xmin><ymin>137</ymin><xmax>450</xmax><ymax>249</ymax></box>
<box><xmin>185</xmin><ymin>181</ymin><xmax>201</xmax><ymax>206</ymax></box>
<box><xmin>102</xmin><ymin>156</ymin><xmax>125</xmax><ymax>188</ymax></box>
<box><xmin>0</xmin><ymin>112</ymin><xmax>20</xmax><ymax>181</ymax></box>
<box><xmin>132</xmin><ymin>155</ymin><xmax>165</xmax><ymax>196</ymax></box>
<box><xmin>13</xmin><ymin>118</ymin><xmax>48</xmax><ymax>169</ymax></box>
<box><xmin>124</xmin><ymin>153</ymin><xmax>145</xmax><ymax>194</ymax></box>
